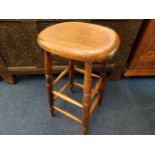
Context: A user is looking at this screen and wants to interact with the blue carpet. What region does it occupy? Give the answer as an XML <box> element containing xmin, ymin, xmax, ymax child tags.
<box><xmin>0</xmin><ymin>74</ymin><xmax>155</xmax><ymax>135</ymax></box>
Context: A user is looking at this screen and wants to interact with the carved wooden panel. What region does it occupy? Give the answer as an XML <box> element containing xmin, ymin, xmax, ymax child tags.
<box><xmin>0</xmin><ymin>21</ymin><xmax>43</xmax><ymax>68</ymax></box>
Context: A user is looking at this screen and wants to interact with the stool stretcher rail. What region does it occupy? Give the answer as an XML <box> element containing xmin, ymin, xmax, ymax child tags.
<box><xmin>73</xmin><ymin>81</ymin><xmax>94</xmax><ymax>93</ymax></box>
<box><xmin>52</xmin><ymin>90</ymin><xmax>83</xmax><ymax>109</ymax></box>
<box><xmin>73</xmin><ymin>81</ymin><xmax>84</xmax><ymax>89</ymax></box>
<box><xmin>54</xmin><ymin>81</ymin><xmax>70</xmax><ymax>101</ymax></box>
<box><xmin>91</xmin><ymin>77</ymin><xmax>103</xmax><ymax>100</ymax></box>
<box><xmin>74</xmin><ymin>67</ymin><xmax>100</xmax><ymax>78</ymax></box>
<box><xmin>53</xmin><ymin>67</ymin><xmax>69</xmax><ymax>86</ymax></box>
<box><xmin>90</xmin><ymin>94</ymin><xmax>100</xmax><ymax>115</ymax></box>
<box><xmin>52</xmin><ymin>106</ymin><xmax>82</xmax><ymax>124</ymax></box>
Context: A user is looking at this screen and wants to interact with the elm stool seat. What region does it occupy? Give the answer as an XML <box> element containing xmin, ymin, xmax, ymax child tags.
<box><xmin>37</xmin><ymin>22</ymin><xmax>120</xmax><ymax>134</ymax></box>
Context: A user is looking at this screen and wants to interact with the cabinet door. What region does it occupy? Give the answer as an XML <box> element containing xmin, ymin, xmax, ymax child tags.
<box><xmin>124</xmin><ymin>20</ymin><xmax>155</xmax><ymax>76</ymax></box>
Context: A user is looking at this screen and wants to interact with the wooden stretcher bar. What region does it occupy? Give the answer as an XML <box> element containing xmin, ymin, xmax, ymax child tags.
<box><xmin>53</xmin><ymin>67</ymin><xmax>69</xmax><ymax>86</ymax></box>
<box><xmin>74</xmin><ymin>67</ymin><xmax>100</xmax><ymax>78</ymax></box>
<box><xmin>54</xmin><ymin>81</ymin><xmax>70</xmax><ymax>101</ymax></box>
<box><xmin>91</xmin><ymin>77</ymin><xmax>102</xmax><ymax>100</ymax></box>
<box><xmin>89</xmin><ymin>94</ymin><xmax>100</xmax><ymax>115</ymax></box>
<box><xmin>52</xmin><ymin>90</ymin><xmax>83</xmax><ymax>109</ymax></box>
<box><xmin>73</xmin><ymin>81</ymin><xmax>84</xmax><ymax>89</ymax></box>
<box><xmin>52</xmin><ymin>106</ymin><xmax>82</xmax><ymax>124</ymax></box>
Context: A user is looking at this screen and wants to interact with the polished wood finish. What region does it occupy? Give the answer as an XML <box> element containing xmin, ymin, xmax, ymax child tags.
<box><xmin>52</xmin><ymin>105</ymin><xmax>82</xmax><ymax>124</ymax></box>
<box><xmin>90</xmin><ymin>94</ymin><xmax>100</xmax><ymax>115</ymax></box>
<box><xmin>38</xmin><ymin>22</ymin><xmax>120</xmax><ymax>134</ymax></box>
<box><xmin>54</xmin><ymin>81</ymin><xmax>70</xmax><ymax>101</ymax></box>
<box><xmin>124</xmin><ymin>70</ymin><xmax>155</xmax><ymax>76</ymax></box>
<box><xmin>53</xmin><ymin>67</ymin><xmax>69</xmax><ymax>86</ymax></box>
<box><xmin>74</xmin><ymin>66</ymin><xmax>100</xmax><ymax>78</ymax></box>
<box><xmin>91</xmin><ymin>77</ymin><xmax>102</xmax><ymax>99</ymax></box>
<box><xmin>124</xmin><ymin>20</ymin><xmax>155</xmax><ymax>77</ymax></box>
<box><xmin>44</xmin><ymin>52</ymin><xmax>54</xmax><ymax>117</ymax></box>
<box><xmin>82</xmin><ymin>62</ymin><xmax>92</xmax><ymax>134</ymax></box>
<box><xmin>52</xmin><ymin>90</ymin><xmax>83</xmax><ymax>109</ymax></box>
<box><xmin>73</xmin><ymin>81</ymin><xmax>84</xmax><ymax>89</ymax></box>
<box><xmin>73</xmin><ymin>81</ymin><xmax>94</xmax><ymax>93</ymax></box>
<box><xmin>38</xmin><ymin>22</ymin><xmax>120</xmax><ymax>62</ymax></box>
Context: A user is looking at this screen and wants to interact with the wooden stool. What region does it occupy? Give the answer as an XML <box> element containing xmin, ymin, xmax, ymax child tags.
<box><xmin>37</xmin><ymin>22</ymin><xmax>120</xmax><ymax>134</ymax></box>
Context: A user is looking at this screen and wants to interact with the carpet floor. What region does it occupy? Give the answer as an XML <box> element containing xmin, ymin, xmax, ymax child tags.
<box><xmin>0</xmin><ymin>74</ymin><xmax>155</xmax><ymax>135</ymax></box>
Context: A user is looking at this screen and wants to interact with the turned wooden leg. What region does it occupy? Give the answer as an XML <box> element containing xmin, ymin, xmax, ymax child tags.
<box><xmin>98</xmin><ymin>61</ymin><xmax>106</xmax><ymax>106</ymax></box>
<box><xmin>82</xmin><ymin>62</ymin><xmax>92</xmax><ymax>134</ymax></box>
<box><xmin>44</xmin><ymin>52</ymin><xmax>55</xmax><ymax>117</ymax></box>
<box><xmin>69</xmin><ymin>60</ymin><xmax>74</xmax><ymax>92</ymax></box>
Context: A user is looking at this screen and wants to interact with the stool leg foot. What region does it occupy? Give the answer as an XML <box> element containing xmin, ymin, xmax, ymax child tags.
<box><xmin>69</xmin><ymin>60</ymin><xmax>74</xmax><ymax>93</ymax></box>
<box><xmin>82</xmin><ymin>62</ymin><xmax>92</xmax><ymax>135</ymax></box>
<box><xmin>98</xmin><ymin>62</ymin><xmax>106</xmax><ymax>106</ymax></box>
<box><xmin>50</xmin><ymin>109</ymin><xmax>55</xmax><ymax>117</ymax></box>
<box><xmin>44</xmin><ymin>52</ymin><xmax>55</xmax><ymax>117</ymax></box>
<box><xmin>82</xmin><ymin>127</ymin><xmax>87</xmax><ymax>135</ymax></box>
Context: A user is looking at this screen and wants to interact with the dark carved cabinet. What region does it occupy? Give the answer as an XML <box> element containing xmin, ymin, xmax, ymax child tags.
<box><xmin>0</xmin><ymin>20</ymin><xmax>143</xmax><ymax>83</ymax></box>
<box><xmin>0</xmin><ymin>20</ymin><xmax>44</xmax><ymax>83</ymax></box>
